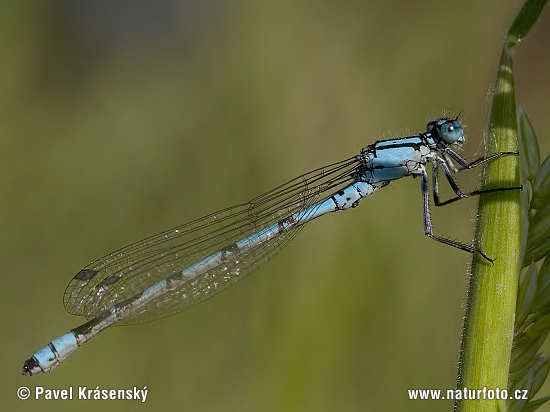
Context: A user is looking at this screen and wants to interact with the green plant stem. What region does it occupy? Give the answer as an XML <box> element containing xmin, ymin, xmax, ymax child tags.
<box><xmin>456</xmin><ymin>47</ymin><xmax>522</xmax><ymax>412</ymax></box>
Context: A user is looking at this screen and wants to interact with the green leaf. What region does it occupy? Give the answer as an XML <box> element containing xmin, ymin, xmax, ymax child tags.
<box><xmin>511</xmin><ymin>336</ymin><xmax>546</xmax><ymax>375</ymax></box>
<box><xmin>525</xmin><ymin>396</ymin><xmax>550</xmax><ymax>412</ymax></box>
<box><xmin>533</xmin><ymin>259</ymin><xmax>550</xmax><ymax>312</ymax></box>
<box><xmin>457</xmin><ymin>45</ymin><xmax>521</xmax><ymax>412</ymax></box>
<box><xmin>516</xmin><ymin>262</ymin><xmax>538</xmax><ymax>327</ymax></box>
<box><xmin>518</xmin><ymin>106</ymin><xmax>540</xmax><ymax>181</ymax></box>
<box><xmin>532</xmin><ymin>156</ymin><xmax>550</xmax><ymax>206</ymax></box>
<box><xmin>506</xmin><ymin>0</ymin><xmax>548</xmax><ymax>48</ymax></box>
<box><xmin>530</xmin><ymin>357</ymin><xmax>550</xmax><ymax>400</ymax></box>
<box><xmin>456</xmin><ymin>1</ymin><xmax>548</xmax><ymax>410</ymax></box>
<box><xmin>525</xmin><ymin>315</ymin><xmax>550</xmax><ymax>338</ymax></box>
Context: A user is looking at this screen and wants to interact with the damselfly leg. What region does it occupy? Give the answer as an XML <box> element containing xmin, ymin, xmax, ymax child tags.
<box><xmin>424</xmin><ymin>151</ymin><xmax>520</xmax><ymax>262</ymax></box>
<box><xmin>432</xmin><ymin>151</ymin><xmax>521</xmax><ymax>207</ymax></box>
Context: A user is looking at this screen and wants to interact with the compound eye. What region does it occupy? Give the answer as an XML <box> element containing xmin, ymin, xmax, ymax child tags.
<box><xmin>426</xmin><ymin>117</ymin><xmax>448</xmax><ymax>133</ymax></box>
<box><xmin>439</xmin><ymin>120</ymin><xmax>465</xmax><ymax>144</ymax></box>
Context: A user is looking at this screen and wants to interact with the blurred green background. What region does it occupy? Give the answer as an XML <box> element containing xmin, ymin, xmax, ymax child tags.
<box><xmin>2</xmin><ymin>1</ymin><xmax>549</xmax><ymax>411</ymax></box>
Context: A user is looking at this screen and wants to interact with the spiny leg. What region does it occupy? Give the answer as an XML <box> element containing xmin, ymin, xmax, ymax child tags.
<box><xmin>442</xmin><ymin>149</ymin><xmax>518</xmax><ymax>171</ymax></box>
<box><xmin>432</xmin><ymin>154</ymin><xmax>521</xmax><ymax>207</ymax></box>
<box><xmin>432</xmin><ymin>157</ymin><xmax>467</xmax><ymax>206</ymax></box>
<box><xmin>420</xmin><ymin>168</ymin><xmax>493</xmax><ymax>263</ymax></box>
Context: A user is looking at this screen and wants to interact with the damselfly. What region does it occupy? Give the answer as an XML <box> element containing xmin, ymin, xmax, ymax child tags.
<box><xmin>23</xmin><ymin>117</ymin><xmax>517</xmax><ymax>376</ymax></box>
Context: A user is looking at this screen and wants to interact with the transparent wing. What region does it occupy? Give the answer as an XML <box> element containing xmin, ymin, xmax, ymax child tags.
<box><xmin>63</xmin><ymin>156</ymin><xmax>360</xmax><ymax>325</ymax></box>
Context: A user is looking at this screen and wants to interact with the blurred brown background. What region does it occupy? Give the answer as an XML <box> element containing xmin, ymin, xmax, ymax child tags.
<box><xmin>2</xmin><ymin>1</ymin><xmax>549</xmax><ymax>411</ymax></box>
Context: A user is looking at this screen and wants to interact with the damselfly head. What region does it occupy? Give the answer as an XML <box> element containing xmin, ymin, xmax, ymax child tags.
<box><xmin>426</xmin><ymin>117</ymin><xmax>465</xmax><ymax>145</ymax></box>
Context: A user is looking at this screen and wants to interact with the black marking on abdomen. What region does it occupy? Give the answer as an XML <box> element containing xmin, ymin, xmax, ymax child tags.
<box><xmin>48</xmin><ymin>342</ymin><xmax>59</xmax><ymax>356</ymax></box>
<box><xmin>278</xmin><ymin>215</ymin><xmax>296</xmax><ymax>233</ymax></box>
<box><xmin>221</xmin><ymin>243</ymin><xmax>240</xmax><ymax>261</ymax></box>
<box><xmin>115</xmin><ymin>296</ymin><xmax>140</xmax><ymax>318</ymax></box>
<box><xmin>330</xmin><ymin>195</ymin><xmax>341</xmax><ymax>210</ymax></box>
<box><xmin>22</xmin><ymin>357</ymin><xmax>40</xmax><ymax>375</ymax></box>
<box><xmin>74</xmin><ymin>269</ymin><xmax>98</xmax><ymax>281</ymax></box>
